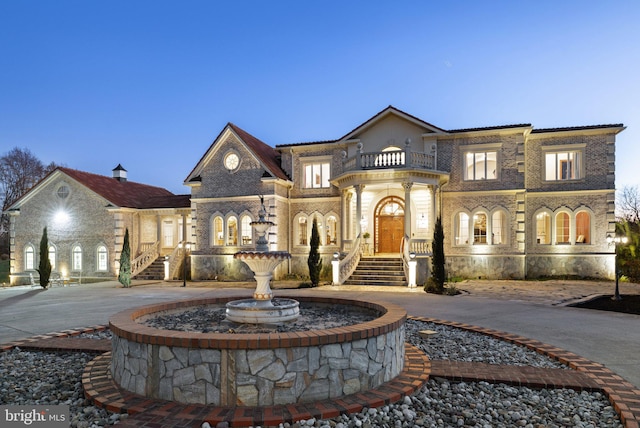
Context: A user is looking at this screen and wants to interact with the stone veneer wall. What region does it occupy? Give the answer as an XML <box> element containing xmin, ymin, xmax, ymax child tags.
<box><xmin>110</xmin><ymin>296</ymin><xmax>406</xmax><ymax>406</ymax></box>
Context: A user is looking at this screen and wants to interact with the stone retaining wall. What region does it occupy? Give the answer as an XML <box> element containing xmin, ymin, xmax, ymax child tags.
<box><xmin>109</xmin><ymin>295</ymin><xmax>406</xmax><ymax>406</ymax></box>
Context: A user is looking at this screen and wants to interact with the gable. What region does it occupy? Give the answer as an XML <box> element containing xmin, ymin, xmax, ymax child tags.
<box><xmin>6</xmin><ymin>167</ymin><xmax>186</xmax><ymax>212</ymax></box>
<box><xmin>184</xmin><ymin>123</ymin><xmax>289</xmax><ymax>186</ymax></box>
<box><xmin>349</xmin><ymin>113</ymin><xmax>437</xmax><ymax>153</ymax></box>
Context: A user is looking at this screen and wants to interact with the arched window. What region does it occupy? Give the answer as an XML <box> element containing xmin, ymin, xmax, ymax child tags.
<box><xmin>326</xmin><ymin>215</ymin><xmax>337</xmax><ymax>245</ymax></box>
<box><xmin>227</xmin><ymin>216</ymin><xmax>238</xmax><ymax>246</ymax></box>
<box><xmin>48</xmin><ymin>245</ymin><xmax>56</xmax><ymax>270</ymax></box>
<box><xmin>576</xmin><ymin>211</ymin><xmax>591</xmax><ymax>244</ymax></box>
<box><xmin>298</xmin><ymin>216</ymin><xmax>308</xmax><ymax>245</ymax></box>
<box><xmin>473</xmin><ymin>213</ymin><xmax>487</xmax><ymax>244</ymax></box>
<box><xmin>491</xmin><ymin>211</ymin><xmax>507</xmax><ymax>245</ymax></box>
<box><xmin>555</xmin><ymin>212</ymin><xmax>570</xmax><ymax>244</ymax></box>
<box><xmin>536</xmin><ymin>212</ymin><xmax>551</xmax><ymax>244</ymax></box>
<box><xmin>72</xmin><ymin>245</ymin><xmax>82</xmax><ymax>271</ymax></box>
<box><xmin>212</xmin><ymin>216</ymin><xmax>224</xmax><ymax>246</ymax></box>
<box><xmin>97</xmin><ymin>245</ymin><xmax>108</xmax><ymax>271</ymax></box>
<box><xmin>241</xmin><ymin>215</ymin><xmax>253</xmax><ymax>246</ymax></box>
<box><xmin>455</xmin><ymin>212</ymin><xmax>470</xmax><ymax>245</ymax></box>
<box><xmin>25</xmin><ymin>245</ymin><xmax>35</xmax><ymax>270</ymax></box>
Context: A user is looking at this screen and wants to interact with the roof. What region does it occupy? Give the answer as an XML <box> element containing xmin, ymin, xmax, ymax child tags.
<box><xmin>448</xmin><ymin>124</ymin><xmax>532</xmax><ymax>133</ymax></box>
<box><xmin>10</xmin><ymin>167</ymin><xmax>191</xmax><ymax>210</ymax></box>
<box><xmin>531</xmin><ymin>124</ymin><xmax>625</xmax><ymax>133</ymax></box>
<box><xmin>228</xmin><ymin>123</ymin><xmax>289</xmax><ymax>180</ymax></box>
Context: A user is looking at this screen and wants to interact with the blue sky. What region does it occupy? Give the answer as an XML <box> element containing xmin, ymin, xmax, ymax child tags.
<box><xmin>1</xmin><ymin>1</ymin><xmax>638</xmax><ymax>194</ymax></box>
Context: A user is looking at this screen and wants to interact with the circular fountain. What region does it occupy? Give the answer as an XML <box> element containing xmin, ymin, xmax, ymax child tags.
<box><xmin>105</xmin><ymin>196</ymin><xmax>411</xmax><ymax>409</ymax></box>
<box><xmin>226</xmin><ymin>197</ymin><xmax>300</xmax><ymax>323</ymax></box>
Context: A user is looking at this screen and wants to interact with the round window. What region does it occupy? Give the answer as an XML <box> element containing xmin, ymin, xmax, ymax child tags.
<box><xmin>57</xmin><ymin>185</ymin><xmax>70</xmax><ymax>199</ymax></box>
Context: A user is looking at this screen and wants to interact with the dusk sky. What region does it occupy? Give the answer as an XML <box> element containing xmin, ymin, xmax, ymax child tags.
<box><xmin>1</xmin><ymin>1</ymin><xmax>638</xmax><ymax>194</ymax></box>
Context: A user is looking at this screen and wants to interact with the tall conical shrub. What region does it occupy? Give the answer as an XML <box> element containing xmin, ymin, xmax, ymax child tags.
<box><xmin>429</xmin><ymin>215</ymin><xmax>446</xmax><ymax>293</ymax></box>
<box><xmin>118</xmin><ymin>228</ymin><xmax>131</xmax><ymax>288</ymax></box>
<box><xmin>37</xmin><ymin>226</ymin><xmax>52</xmax><ymax>289</ymax></box>
<box><xmin>308</xmin><ymin>217</ymin><xmax>322</xmax><ymax>287</ymax></box>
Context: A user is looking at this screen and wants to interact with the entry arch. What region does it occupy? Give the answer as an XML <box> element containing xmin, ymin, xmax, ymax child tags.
<box><xmin>374</xmin><ymin>196</ymin><xmax>405</xmax><ymax>254</ymax></box>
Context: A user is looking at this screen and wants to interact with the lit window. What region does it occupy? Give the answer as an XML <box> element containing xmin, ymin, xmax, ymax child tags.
<box><xmin>536</xmin><ymin>212</ymin><xmax>551</xmax><ymax>244</ymax></box>
<box><xmin>473</xmin><ymin>213</ymin><xmax>487</xmax><ymax>244</ymax></box>
<box><xmin>576</xmin><ymin>211</ymin><xmax>590</xmax><ymax>244</ymax></box>
<box><xmin>227</xmin><ymin>216</ymin><xmax>238</xmax><ymax>246</ymax></box>
<box><xmin>491</xmin><ymin>211</ymin><xmax>506</xmax><ymax>245</ymax></box>
<box><xmin>163</xmin><ymin>221</ymin><xmax>174</xmax><ymax>247</ymax></box>
<box><xmin>303</xmin><ymin>162</ymin><xmax>330</xmax><ymax>188</ymax></box>
<box><xmin>298</xmin><ymin>217</ymin><xmax>308</xmax><ymax>245</ymax></box>
<box><xmin>25</xmin><ymin>245</ymin><xmax>35</xmax><ymax>270</ymax></box>
<box><xmin>212</xmin><ymin>216</ymin><xmax>224</xmax><ymax>246</ymax></box>
<box><xmin>97</xmin><ymin>245</ymin><xmax>108</xmax><ymax>271</ymax></box>
<box><xmin>555</xmin><ymin>212</ymin><xmax>570</xmax><ymax>244</ymax></box>
<box><xmin>326</xmin><ymin>215</ymin><xmax>337</xmax><ymax>245</ymax></box>
<box><xmin>48</xmin><ymin>245</ymin><xmax>56</xmax><ymax>270</ymax></box>
<box><xmin>72</xmin><ymin>245</ymin><xmax>82</xmax><ymax>271</ymax></box>
<box><xmin>241</xmin><ymin>215</ymin><xmax>252</xmax><ymax>246</ymax></box>
<box><xmin>545</xmin><ymin>151</ymin><xmax>582</xmax><ymax>181</ymax></box>
<box><xmin>464</xmin><ymin>151</ymin><xmax>497</xmax><ymax>180</ymax></box>
<box><xmin>455</xmin><ymin>213</ymin><xmax>470</xmax><ymax>245</ymax></box>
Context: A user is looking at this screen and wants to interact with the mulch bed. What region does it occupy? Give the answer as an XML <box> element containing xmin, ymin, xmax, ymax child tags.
<box><xmin>571</xmin><ymin>295</ymin><xmax>640</xmax><ymax>315</ymax></box>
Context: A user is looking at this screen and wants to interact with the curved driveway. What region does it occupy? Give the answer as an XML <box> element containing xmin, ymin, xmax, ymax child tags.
<box><xmin>1</xmin><ymin>280</ymin><xmax>638</xmax><ymax>389</ymax></box>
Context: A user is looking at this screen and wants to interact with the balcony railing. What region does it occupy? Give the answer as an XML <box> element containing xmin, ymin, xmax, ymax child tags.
<box><xmin>343</xmin><ymin>149</ymin><xmax>435</xmax><ymax>172</ymax></box>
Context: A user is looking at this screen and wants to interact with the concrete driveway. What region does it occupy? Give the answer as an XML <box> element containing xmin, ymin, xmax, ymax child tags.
<box><xmin>1</xmin><ymin>279</ymin><xmax>638</xmax><ymax>389</ymax></box>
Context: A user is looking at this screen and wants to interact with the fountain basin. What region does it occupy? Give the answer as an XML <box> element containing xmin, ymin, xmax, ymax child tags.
<box><xmin>225</xmin><ymin>297</ymin><xmax>300</xmax><ymax>323</ymax></box>
<box><xmin>109</xmin><ymin>295</ymin><xmax>406</xmax><ymax>406</ymax></box>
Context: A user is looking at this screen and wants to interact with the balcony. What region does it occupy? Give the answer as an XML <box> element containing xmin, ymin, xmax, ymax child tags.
<box><xmin>343</xmin><ymin>149</ymin><xmax>435</xmax><ymax>172</ymax></box>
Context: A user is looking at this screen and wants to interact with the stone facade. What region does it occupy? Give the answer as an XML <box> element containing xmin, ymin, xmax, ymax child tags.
<box><xmin>6</xmin><ymin>106</ymin><xmax>625</xmax><ymax>284</ymax></box>
<box><xmin>6</xmin><ymin>167</ymin><xmax>190</xmax><ymax>285</ymax></box>
<box><xmin>111</xmin><ymin>328</ymin><xmax>404</xmax><ymax>406</ymax></box>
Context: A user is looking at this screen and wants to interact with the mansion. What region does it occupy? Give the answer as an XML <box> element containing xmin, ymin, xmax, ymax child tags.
<box><xmin>5</xmin><ymin>106</ymin><xmax>625</xmax><ymax>285</ymax></box>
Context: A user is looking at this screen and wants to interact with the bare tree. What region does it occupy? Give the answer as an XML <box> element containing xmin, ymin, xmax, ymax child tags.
<box><xmin>617</xmin><ymin>185</ymin><xmax>640</xmax><ymax>223</ymax></box>
<box><xmin>0</xmin><ymin>148</ymin><xmax>58</xmax><ymax>255</ymax></box>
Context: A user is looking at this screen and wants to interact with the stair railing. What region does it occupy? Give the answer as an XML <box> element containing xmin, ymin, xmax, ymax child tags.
<box><xmin>131</xmin><ymin>241</ymin><xmax>160</xmax><ymax>277</ymax></box>
<box><xmin>166</xmin><ymin>244</ymin><xmax>185</xmax><ymax>280</ymax></box>
<box><xmin>333</xmin><ymin>234</ymin><xmax>362</xmax><ymax>285</ymax></box>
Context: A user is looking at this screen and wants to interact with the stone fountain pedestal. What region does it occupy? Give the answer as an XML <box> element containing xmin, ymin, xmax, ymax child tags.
<box><xmin>226</xmin><ymin>251</ymin><xmax>299</xmax><ymax>323</ymax></box>
<box><xmin>226</xmin><ymin>198</ymin><xmax>299</xmax><ymax>324</ymax></box>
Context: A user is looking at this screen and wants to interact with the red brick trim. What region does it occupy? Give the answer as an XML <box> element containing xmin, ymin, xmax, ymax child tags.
<box><xmin>108</xmin><ymin>294</ymin><xmax>407</xmax><ymax>350</ymax></box>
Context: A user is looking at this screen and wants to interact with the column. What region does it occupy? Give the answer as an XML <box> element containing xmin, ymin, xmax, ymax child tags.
<box><xmin>355</xmin><ymin>184</ymin><xmax>364</xmax><ymax>237</ymax></box>
<box><xmin>429</xmin><ymin>185</ymin><xmax>437</xmax><ymax>237</ymax></box>
<box><xmin>402</xmin><ymin>181</ymin><xmax>413</xmax><ymax>238</ymax></box>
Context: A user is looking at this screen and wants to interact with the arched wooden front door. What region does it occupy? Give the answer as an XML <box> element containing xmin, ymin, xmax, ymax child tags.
<box><xmin>375</xmin><ymin>196</ymin><xmax>405</xmax><ymax>254</ymax></box>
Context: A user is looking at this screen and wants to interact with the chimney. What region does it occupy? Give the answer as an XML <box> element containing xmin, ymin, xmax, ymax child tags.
<box><xmin>112</xmin><ymin>164</ymin><xmax>128</xmax><ymax>182</ymax></box>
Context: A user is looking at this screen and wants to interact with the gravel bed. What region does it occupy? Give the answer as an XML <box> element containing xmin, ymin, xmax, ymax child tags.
<box><xmin>405</xmin><ymin>319</ymin><xmax>567</xmax><ymax>369</ymax></box>
<box><xmin>0</xmin><ymin>348</ymin><xmax>126</xmax><ymax>427</ymax></box>
<box><xmin>140</xmin><ymin>301</ymin><xmax>378</xmax><ymax>333</ymax></box>
<box><xmin>0</xmin><ymin>317</ymin><xmax>623</xmax><ymax>428</ymax></box>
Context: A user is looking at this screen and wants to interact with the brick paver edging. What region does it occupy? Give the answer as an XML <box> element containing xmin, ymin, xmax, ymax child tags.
<box><xmin>2</xmin><ymin>319</ymin><xmax>639</xmax><ymax>427</ymax></box>
<box><xmin>82</xmin><ymin>344</ymin><xmax>430</xmax><ymax>427</ymax></box>
<box><xmin>412</xmin><ymin>316</ymin><xmax>640</xmax><ymax>428</ymax></box>
<box><xmin>0</xmin><ymin>325</ymin><xmax>110</xmax><ymax>352</ymax></box>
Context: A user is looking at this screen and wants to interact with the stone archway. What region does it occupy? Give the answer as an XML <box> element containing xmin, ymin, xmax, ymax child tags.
<box><xmin>375</xmin><ymin>196</ymin><xmax>405</xmax><ymax>254</ymax></box>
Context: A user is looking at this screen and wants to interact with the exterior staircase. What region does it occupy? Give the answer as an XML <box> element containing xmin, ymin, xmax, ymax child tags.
<box><xmin>343</xmin><ymin>256</ymin><xmax>407</xmax><ymax>286</ymax></box>
<box><xmin>133</xmin><ymin>257</ymin><xmax>165</xmax><ymax>281</ymax></box>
